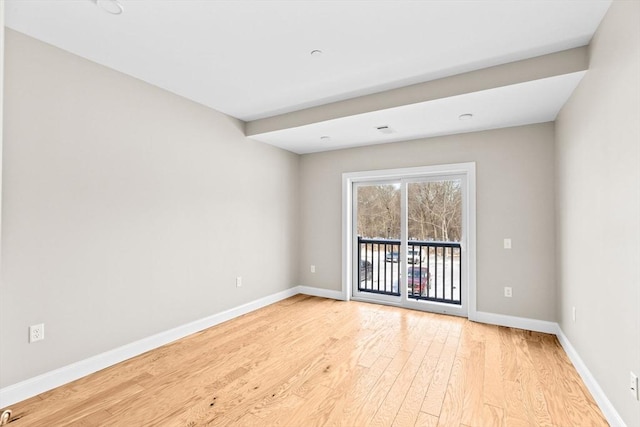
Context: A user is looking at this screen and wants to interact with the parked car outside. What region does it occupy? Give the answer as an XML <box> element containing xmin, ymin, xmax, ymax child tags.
<box><xmin>391</xmin><ymin>266</ymin><xmax>430</xmax><ymax>296</ymax></box>
<box><xmin>387</xmin><ymin>248</ymin><xmax>423</xmax><ymax>264</ymax></box>
<box><xmin>386</xmin><ymin>251</ymin><xmax>400</xmax><ymax>262</ymax></box>
<box><xmin>359</xmin><ymin>259</ymin><xmax>373</xmax><ymax>281</ymax></box>
<box><xmin>407</xmin><ymin>266</ymin><xmax>430</xmax><ymax>295</ymax></box>
<box><xmin>407</xmin><ymin>248</ymin><xmax>423</xmax><ymax>264</ymax></box>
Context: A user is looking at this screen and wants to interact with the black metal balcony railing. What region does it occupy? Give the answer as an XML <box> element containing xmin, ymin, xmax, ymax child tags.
<box><xmin>357</xmin><ymin>237</ymin><xmax>462</xmax><ymax>305</ymax></box>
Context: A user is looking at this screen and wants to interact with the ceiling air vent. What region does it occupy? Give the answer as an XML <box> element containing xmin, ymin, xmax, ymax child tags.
<box><xmin>376</xmin><ymin>125</ymin><xmax>394</xmax><ymax>134</ymax></box>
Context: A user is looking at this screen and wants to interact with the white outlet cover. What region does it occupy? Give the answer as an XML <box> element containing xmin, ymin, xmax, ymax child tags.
<box><xmin>504</xmin><ymin>287</ymin><xmax>512</xmax><ymax>297</ymax></box>
<box><xmin>503</xmin><ymin>238</ymin><xmax>512</xmax><ymax>249</ymax></box>
<box><xmin>29</xmin><ymin>323</ymin><xmax>44</xmax><ymax>343</ymax></box>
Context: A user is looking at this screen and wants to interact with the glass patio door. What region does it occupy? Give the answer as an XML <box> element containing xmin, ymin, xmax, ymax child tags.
<box><xmin>406</xmin><ymin>179</ymin><xmax>462</xmax><ymax>306</ymax></box>
<box><xmin>354</xmin><ymin>181</ymin><xmax>402</xmax><ymax>302</ymax></box>
<box><xmin>352</xmin><ymin>174</ymin><xmax>467</xmax><ymax>316</ymax></box>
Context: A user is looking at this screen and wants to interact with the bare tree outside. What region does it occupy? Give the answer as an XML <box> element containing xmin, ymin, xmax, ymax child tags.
<box><xmin>357</xmin><ymin>180</ymin><xmax>461</xmax><ymax>242</ymax></box>
<box><xmin>408</xmin><ymin>180</ymin><xmax>461</xmax><ymax>242</ymax></box>
<box><xmin>357</xmin><ymin>184</ymin><xmax>400</xmax><ymax>239</ymax></box>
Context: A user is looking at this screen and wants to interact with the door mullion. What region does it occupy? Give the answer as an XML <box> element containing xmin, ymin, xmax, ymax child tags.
<box><xmin>400</xmin><ymin>179</ymin><xmax>408</xmax><ymax>304</ymax></box>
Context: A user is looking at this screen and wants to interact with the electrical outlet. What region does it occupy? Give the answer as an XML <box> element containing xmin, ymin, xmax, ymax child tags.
<box><xmin>631</xmin><ymin>372</ymin><xmax>639</xmax><ymax>400</ymax></box>
<box><xmin>504</xmin><ymin>287</ymin><xmax>512</xmax><ymax>298</ymax></box>
<box><xmin>572</xmin><ymin>306</ymin><xmax>576</xmax><ymax>322</ymax></box>
<box><xmin>503</xmin><ymin>238</ymin><xmax>512</xmax><ymax>249</ymax></box>
<box><xmin>29</xmin><ymin>324</ymin><xmax>44</xmax><ymax>343</ymax></box>
<box><xmin>310</xmin><ymin>265</ymin><xmax>316</xmax><ymax>273</ymax></box>
<box><xmin>236</xmin><ymin>277</ymin><xmax>242</xmax><ymax>288</ymax></box>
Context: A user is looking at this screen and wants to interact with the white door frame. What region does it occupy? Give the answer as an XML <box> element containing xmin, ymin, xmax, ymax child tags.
<box><xmin>342</xmin><ymin>162</ymin><xmax>477</xmax><ymax>320</ymax></box>
<box><xmin>351</xmin><ymin>179</ymin><xmax>404</xmax><ymax>306</ymax></box>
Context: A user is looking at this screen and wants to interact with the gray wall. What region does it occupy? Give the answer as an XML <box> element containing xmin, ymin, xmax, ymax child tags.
<box><xmin>555</xmin><ymin>1</ymin><xmax>640</xmax><ymax>425</ymax></box>
<box><xmin>0</xmin><ymin>30</ymin><xmax>300</xmax><ymax>387</ymax></box>
<box><xmin>299</xmin><ymin>123</ymin><xmax>556</xmax><ymax>321</ymax></box>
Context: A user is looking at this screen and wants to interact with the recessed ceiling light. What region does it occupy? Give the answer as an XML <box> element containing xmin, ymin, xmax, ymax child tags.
<box><xmin>96</xmin><ymin>0</ymin><xmax>124</xmax><ymax>15</ymax></box>
<box><xmin>459</xmin><ymin>113</ymin><xmax>473</xmax><ymax>121</ymax></box>
<box><xmin>320</xmin><ymin>136</ymin><xmax>331</xmax><ymax>141</ymax></box>
<box><xmin>310</xmin><ymin>50</ymin><xmax>323</xmax><ymax>57</ymax></box>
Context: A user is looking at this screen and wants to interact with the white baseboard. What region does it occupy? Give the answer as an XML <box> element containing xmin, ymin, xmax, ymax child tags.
<box><xmin>0</xmin><ymin>287</ymin><xmax>299</xmax><ymax>408</ymax></box>
<box><xmin>472</xmin><ymin>310</ymin><xmax>558</xmax><ymax>334</ymax></box>
<box><xmin>556</xmin><ymin>327</ymin><xmax>626</xmax><ymax>427</ymax></box>
<box><xmin>296</xmin><ymin>285</ymin><xmax>345</xmax><ymax>301</ymax></box>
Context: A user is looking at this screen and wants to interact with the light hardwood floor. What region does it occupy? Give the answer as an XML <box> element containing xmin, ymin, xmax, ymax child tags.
<box><xmin>3</xmin><ymin>295</ymin><xmax>607</xmax><ymax>426</ymax></box>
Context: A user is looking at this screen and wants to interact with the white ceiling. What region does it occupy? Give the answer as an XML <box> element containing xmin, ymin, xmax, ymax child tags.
<box><xmin>5</xmin><ymin>0</ymin><xmax>611</xmax><ymax>153</ymax></box>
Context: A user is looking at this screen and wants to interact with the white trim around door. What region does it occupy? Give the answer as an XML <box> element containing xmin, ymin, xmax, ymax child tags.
<box><xmin>342</xmin><ymin>162</ymin><xmax>477</xmax><ymax>320</ymax></box>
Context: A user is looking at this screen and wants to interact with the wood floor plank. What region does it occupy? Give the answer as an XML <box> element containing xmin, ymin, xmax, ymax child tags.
<box><xmin>348</xmin><ymin>350</ymin><xmax>412</xmax><ymax>426</ymax></box>
<box><xmin>296</xmin><ymin>365</ymin><xmax>369</xmax><ymax>427</ymax></box>
<box><xmin>530</xmin><ymin>338</ymin><xmax>608</xmax><ymax>426</ymax></box>
<box><xmin>421</xmin><ymin>332</ymin><xmax>460</xmax><ymax>416</ymax></box>
<box><xmin>291</xmin><ymin>335</ymin><xmax>356</xmax><ymax>398</ymax></box>
<box><xmin>177</xmin><ymin>334</ymin><xmax>338</xmax><ymax>425</ymax></box>
<box><xmin>71</xmin><ymin>409</ymin><xmax>114</xmax><ymax>427</ymax></box>
<box><xmin>460</xmin><ymin>340</ymin><xmax>484</xmax><ymax>426</ymax></box>
<box><xmin>233</xmin><ymin>412</ymin><xmax>264</xmax><ymax>426</ymax></box>
<box><xmin>279</xmin><ymin>355</ymin><xmax>375</xmax><ymax>427</ymax></box>
<box><xmin>482</xmin><ymin>324</ymin><xmax>505</xmax><ymax>408</ymax></box>
<box><xmin>498</xmin><ymin>326</ymin><xmax>519</xmax><ymax>382</ymax></box>
<box><xmin>391</xmin><ymin>334</ymin><xmax>442</xmax><ymax>427</ymax></box>
<box><xmin>247</xmin><ymin>336</ymin><xmax>351</xmax><ymax>420</ymax></box>
<box><xmin>503</xmin><ymin>379</ymin><xmax>529</xmax><ymax>424</ymax></box>
<box><xmin>435</xmin><ymin>356</ymin><xmax>466</xmax><ymax>427</ymax></box>
<box><xmin>323</xmin><ymin>355</ymin><xmax>392</xmax><ymax>425</ymax></box>
<box><xmin>272</xmin><ymin>384</ymin><xmax>334</xmax><ymax>426</ymax></box>
<box><xmin>352</xmin><ymin>319</ymin><xmax>397</xmax><ymax>368</ymax></box>
<box><xmin>2</xmin><ymin>296</ymin><xmax>607</xmax><ymax>427</ymax></box>
<box><xmin>390</xmin><ymin>319</ymin><xmax>441</xmax><ymax>425</ymax></box>
<box><xmin>9</xmin><ymin>376</ymin><xmax>149</xmax><ymax>427</ymax></box>
<box><xmin>505</xmin><ymin>415</ymin><xmax>534</xmax><ymax>427</ymax></box>
<box><xmin>415</xmin><ymin>411</ymin><xmax>439</xmax><ymax>426</ymax></box>
<box><xmin>511</xmin><ymin>331</ymin><xmax>552</xmax><ymax>425</ymax></box>
<box><xmin>481</xmin><ymin>403</ymin><xmax>505</xmax><ymax>427</ymax></box>
<box><xmin>369</xmin><ymin>321</ymin><xmax>432</xmax><ymax>427</ymax></box>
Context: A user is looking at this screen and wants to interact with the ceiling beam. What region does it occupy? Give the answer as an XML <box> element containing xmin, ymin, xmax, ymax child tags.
<box><xmin>246</xmin><ymin>46</ymin><xmax>588</xmax><ymax>137</ymax></box>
